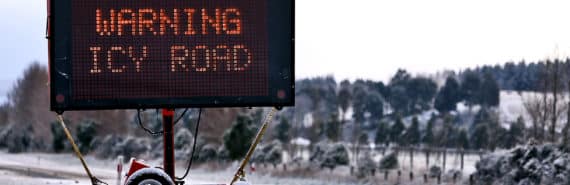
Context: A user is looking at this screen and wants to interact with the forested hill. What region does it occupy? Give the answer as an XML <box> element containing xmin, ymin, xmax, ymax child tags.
<box><xmin>459</xmin><ymin>59</ymin><xmax>570</xmax><ymax>92</ymax></box>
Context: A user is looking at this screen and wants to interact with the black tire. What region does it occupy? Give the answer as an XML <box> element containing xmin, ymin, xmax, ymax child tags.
<box><xmin>125</xmin><ymin>168</ymin><xmax>175</xmax><ymax>185</ymax></box>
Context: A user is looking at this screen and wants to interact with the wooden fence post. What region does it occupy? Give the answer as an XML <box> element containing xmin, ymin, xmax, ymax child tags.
<box><xmin>426</xmin><ymin>149</ymin><xmax>430</xmax><ymax>168</ymax></box>
<box><xmin>410</xmin><ymin>147</ymin><xmax>414</xmax><ymax>170</ymax></box>
<box><xmin>461</xmin><ymin>149</ymin><xmax>464</xmax><ymax>170</ymax></box>
<box><xmin>443</xmin><ymin>149</ymin><xmax>447</xmax><ymax>172</ymax></box>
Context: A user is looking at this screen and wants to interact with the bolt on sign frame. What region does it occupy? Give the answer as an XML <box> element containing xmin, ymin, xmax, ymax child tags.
<box><xmin>48</xmin><ymin>0</ymin><xmax>294</xmax><ymax>111</ymax></box>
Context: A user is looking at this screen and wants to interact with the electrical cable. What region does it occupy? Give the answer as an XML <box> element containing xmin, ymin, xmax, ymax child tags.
<box><xmin>137</xmin><ymin>109</ymin><xmax>164</xmax><ymax>136</ymax></box>
<box><xmin>137</xmin><ymin>108</ymin><xmax>189</xmax><ymax>136</ymax></box>
<box><xmin>176</xmin><ymin>108</ymin><xmax>202</xmax><ymax>180</ymax></box>
<box><xmin>173</xmin><ymin>108</ymin><xmax>189</xmax><ymax>126</ymax></box>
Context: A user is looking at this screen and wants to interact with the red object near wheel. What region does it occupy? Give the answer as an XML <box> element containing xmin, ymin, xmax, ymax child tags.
<box><xmin>124</xmin><ymin>159</ymin><xmax>150</xmax><ymax>184</ymax></box>
<box><xmin>124</xmin><ymin>167</ymin><xmax>174</xmax><ymax>185</ymax></box>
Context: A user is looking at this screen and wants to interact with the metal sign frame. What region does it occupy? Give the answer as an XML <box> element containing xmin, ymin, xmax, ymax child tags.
<box><xmin>48</xmin><ymin>0</ymin><xmax>294</xmax><ymax>111</ymax></box>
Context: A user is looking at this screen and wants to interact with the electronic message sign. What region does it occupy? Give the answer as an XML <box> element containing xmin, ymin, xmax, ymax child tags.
<box><xmin>49</xmin><ymin>0</ymin><xmax>294</xmax><ymax>111</ymax></box>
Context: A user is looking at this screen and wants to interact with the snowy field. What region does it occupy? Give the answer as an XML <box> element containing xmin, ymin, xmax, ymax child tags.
<box><xmin>0</xmin><ymin>150</ymin><xmax>484</xmax><ymax>185</ymax></box>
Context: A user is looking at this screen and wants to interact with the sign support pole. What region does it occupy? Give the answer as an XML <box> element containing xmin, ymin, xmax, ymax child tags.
<box><xmin>162</xmin><ymin>109</ymin><xmax>176</xmax><ymax>181</ymax></box>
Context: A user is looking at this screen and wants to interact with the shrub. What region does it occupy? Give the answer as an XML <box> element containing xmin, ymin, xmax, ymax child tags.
<box><xmin>379</xmin><ymin>151</ymin><xmax>398</xmax><ymax>170</ymax></box>
<box><xmin>76</xmin><ymin>120</ymin><xmax>97</xmax><ymax>153</ymax></box>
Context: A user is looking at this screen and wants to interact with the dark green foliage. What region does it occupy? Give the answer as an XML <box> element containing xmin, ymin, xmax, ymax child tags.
<box><xmin>471</xmin><ymin>124</ymin><xmax>489</xmax><ymax>150</ymax></box>
<box><xmin>509</xmin><ymin>116</ymin><xmax>526</xmax><ymax>146</ymax></box>
<box><xmin>460</xmin><ymin>60</ymin><xmax>569</xmax><ymax>92</ymax></box>
<box><xmin>320</xmin><ymin>143</ymin><xmax>349</xmax><ymax>170</ymax></box>
<box><xmin>422</xmin><ymin>114</ymin><xmax>436</xmax><ymax>146</ymax></box>
<box><xmin>403</xmin><ymin>117</ymin><xmax>421</xmax><ymax>146</ymax></box>
<box><xmin>296</xmin><ymin>77</ymin><xmax>339</xmax><ymax>122</ymax></box>
<box><xmin>437</xmin><ymin>115</ymin><xmax>456</xmax><ymax>148</ymax></box>
<box><xmin>460</xmin><ymin>71</ymin><xmax>482</xmax><ymax>108</ymax></box>
<box><xmin>50</xmin><ymin>120</ymin><xmax>67</xmax><ymax>153</ymax></box>
<box><xmin>390</xmin><ymin>117</ymin><xmax>405</xmax><ymax>145</ymax></box>
<box><xmin>457</xmin><ymin>129</ymin><xmax>469</xmax><ymax>149</ymax></box>
<box><xmin>223</xmin><ymin>114</ymin><xmax>256</xmax><ymax>160</ymax></box>
<box><xmin>252</xmin><ymin>140</ymin><xmax>283</xmax><ymax>165</ymax></box>
<box><xmin>474</xmin><ymin>107</ymin><xmax>495</xmax><ymax>125</ymax></box>
<box><xmin>434</xmin><ymin>77</ymin><xmax>461</xmax><ymax>112</ymax></box>
<box><xmin>93</xmin><ymin>134</ymin><xmax>124</xmax><ymax>159</ymax></box>
<box><xmin>76</xmin><ymin>120</ymin><xmax>97</xmax><ymax>153</ymax></box>
<box><xmin>264</xmin><ymin>141</ymin><xmax>284</xmax><ymax>165</ymax></box>
<box><xmin>325</xmin><ymin>113</ymin><xmax>341</xmax><ymax>142</ymax></box>
<box><xmin>478</xmin><ymin>73</ymin><xmax>500</xmax><ymax>107</ymax></box>
<box><xmin>197</xmin><ymin>144</ymin><xmax>218</xmax><ymax>162</ymax></box>
<box><xmin>217</xmin><ymin>145</ymin><xmax>230</xmax><ymax>161</ymax></box>
<box><xmin>388</xmin><ymin>70</ymin><xmax>437</xmax><ymax>115</ymax></box>
<box><xmin>345</xmin><ymin>80</ymin><xmax>388</xmax><ymax>123</ymax></box>
<box><xmin>338</xmin><ymin>80</ymin><xmax>352</xmax><ymax>123</ymax></box>
<box><xmin>494</xmin><ymin>127</ymin><xmax>511</xmax><ymax>149</ymax></box>
<box><xmin>358</xmin><ymin>133</ymin><xmax>368</xmax><ymax>145</ymax></box>
<box><xmin>351</xmin><ymin>83</ymin><xmax>369</xmax><ymax>123</ymax></box>
<box><xmin>275</xmin><ymin>117</ymin><xmax>291</xmax><ymax>143</ymax></box>
<box><xmin>364</xmin><ymin>92</ymin><xmax>384</xmax><ymax>120</ymax></box>
<box><xmin>115</xmin><ymin>137</ymin><xmax>150</xmax><ymax>162</ymax></box>
<box><xmin>407</xmin><ymin>77</ymin><xmax>438</xmax><ymax>111</ymax></box>
<box><xmin>0</xmin><ymin>124</ymin><xmax>36</xmax><ymax>153</ymax></box>
<box><xmin>379</xmin><ymin>152</ymin><xmax>399</xmax><ymax>169</ymax></box>
<box><xmin>372</xmin><ymin>81</ymin><xmax>391</xmax><ymax>99</ymax></box>
<box><xmin>375</xmin><ymin>122</ymin><xmax>390</xmax><ymax>146</ymax></box>
<box><xmin>174</xmin><ymin>128</ymin><xmax>193</xmax><ymax>150</ymax></box>
<box><xmin>388</xmin><ymin>70</ymin><xmax>412</xmax><ymax>115</ymax></box>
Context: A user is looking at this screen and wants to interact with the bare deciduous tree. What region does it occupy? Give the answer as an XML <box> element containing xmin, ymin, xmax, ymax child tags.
<box><xmin>524</xmin><ymin>59</ymin><xmax>569</xmax><ymax>144</ymax></box>
<box><xmin>563</xmin><ymin>60</ymin><xmax>570</xmax><ymax>147</ymax></box>
<box><xmin>546</xmin><ymin>60</ymin><xmax>567</xmax><ymax>142</ymax></box>
<box><xmin>523</xmin><ymin>92</ymin><xmax>549</xmax><ymax>142</ymax></box>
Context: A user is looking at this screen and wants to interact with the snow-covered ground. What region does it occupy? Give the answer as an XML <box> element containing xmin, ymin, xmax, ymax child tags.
<box><xmin>0</xmin><ymin>150</ymin><xmax>482</xmax><ymax>185</ymax></box>
<box><xmin>498</xmin><ymin>91</ymin><xmax>568</xmax><ymax>128</ymax></box>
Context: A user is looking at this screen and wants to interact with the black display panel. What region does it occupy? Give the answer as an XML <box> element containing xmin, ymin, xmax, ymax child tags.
<box><xmin>49</xmin><ymin>0</ymin><xmax>294</xmax><ymax>111</ymax></box>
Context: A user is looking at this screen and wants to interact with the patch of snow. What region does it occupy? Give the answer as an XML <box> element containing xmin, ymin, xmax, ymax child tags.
<box><xmin>290</xmin><ymin>137</ymin><xmax>310</xmax><ymax>146</ymax></box>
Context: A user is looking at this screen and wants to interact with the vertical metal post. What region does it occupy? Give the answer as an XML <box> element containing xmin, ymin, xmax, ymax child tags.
<box><xmin>162</xmin><ymin>109</ymin><xmax>175</xmax><ymax>181</ymax></box>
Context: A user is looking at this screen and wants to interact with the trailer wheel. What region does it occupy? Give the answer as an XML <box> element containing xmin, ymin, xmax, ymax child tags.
<box><xmin>125</xmin><ymin>168</ymin><xmax>175</xmax><ymax>185</ymax></box>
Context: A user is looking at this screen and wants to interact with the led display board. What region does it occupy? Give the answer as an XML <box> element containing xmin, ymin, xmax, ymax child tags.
<box><xmin>49</xmin><ymin>0</ymin><xmax>294</xmax><ymax>111</ymax></box>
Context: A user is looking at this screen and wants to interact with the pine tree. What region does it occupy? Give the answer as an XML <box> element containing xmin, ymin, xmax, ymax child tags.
<box><xmin>390</xmin><ymin>117</ymin><xmax>405</xmax><ymax>145</ymax></box>
<box><xmin>471</xmin><ymin>124</ymin><xmax>489</xmax><ymax>150</ymax></box>
<box><xmin>275</xmin><ymin>118</ymin><xmax>291</xmax><ymax>144</ymax></box>
<box><xmin>434</xmin><ymin>77</ymin><xmax>461</xmax><ymax>113</ymax></box>
<box><xmin>478</xmin><ymin>73</ymin><xmax>500</xmax><ymax>107</ymax></box>
<box><xmin>508</xmin><ymin>116</ymin><xmax>526</xmax><ymax>147</ymax></box>
<box><xmin>338</xmin><ymin>80</ymin><xmax>352</xmax><ymax>124</ymax></box>
<box><xmin>375</xmin><ymin>122</ymin><xmax>390</xmax><ymax>146</ymax></box>
<box><xmin>460</xmin><ymin>71</ymin><xmax>481</xmax><ymax>109</ymax></box>
<box><xmin>325</xmin><ymin>113</ymin><xmax>341</xmax><ymax>142</ymax></box>
<box><xmin>422</xmin><ymin>114</ymin><xmax>436</xmax><ymax>147</ymax></box>
<box><xmin>457</xmin><ymin>129</ymin><xmax>469</xmax><ymax>149</ymax></box>
<box><xmin>76</xmin><ymin>120</ymin><xmax>97</xmax><ymax>153</ymax></box>
<box><xmin>50</xmin><ymin>120</ymin><xmax>67</xmax><ymax>153</ymax></box>
<box><xmin>404</xmin><ymin>117</ymin><xmax>421</xmax><ymax>146</ymax></box>
<box><xmin>223</xmin><ymin>114</ymin><xmax>256</xmax><ymax>160</ymax></box>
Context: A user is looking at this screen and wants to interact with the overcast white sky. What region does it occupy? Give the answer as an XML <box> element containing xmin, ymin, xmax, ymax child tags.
<box><xmin>1</xmin><ymin>0</ymin><xmax>570</xmax><ymax>99</ymax></box>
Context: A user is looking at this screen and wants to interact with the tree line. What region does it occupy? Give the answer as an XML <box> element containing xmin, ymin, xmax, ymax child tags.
<box><xmin>282</xmin><ymin>59</ymin><xmax>570</xmax><ymax>152</ymax></box>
